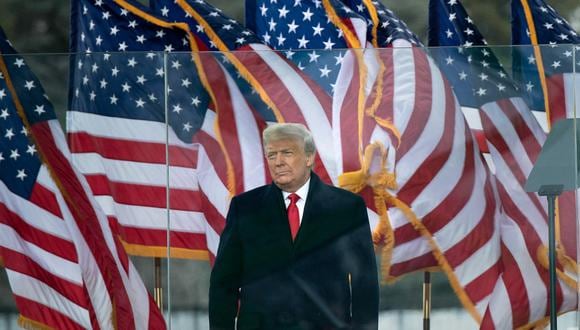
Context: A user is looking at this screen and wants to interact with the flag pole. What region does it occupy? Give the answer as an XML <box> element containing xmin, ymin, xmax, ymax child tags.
<box><xmin>423</xmin><ymin>271</ymin><xmax>431</xmax><ymax>330</ymax></box>
<box><xmin>154</xmin><ymin>257</ymin><xmax>163</xmax><ymax>310</ymax></box>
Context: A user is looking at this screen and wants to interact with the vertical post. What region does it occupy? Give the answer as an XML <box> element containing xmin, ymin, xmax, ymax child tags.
<box><xmin>546</xmin><ymin>195</ymin><xmax>558</xmax><ymax>330</ymax></box>
<box><xmin>538</xmin><ymin>185</ymin><xmax>563</xmax><ymax>330</ymax></box>
<box><xmin>154</xmin><ymin>257</ymin><xmax>163</xmax><ymax>310</ymax></box>
<box><xmin>423</xmin><ymin>271</ymin><xmax>431</xmax><ymax>330</ymax></box>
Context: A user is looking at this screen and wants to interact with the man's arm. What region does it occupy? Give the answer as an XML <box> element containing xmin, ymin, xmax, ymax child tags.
<box><xmin>209</xmin><ymin>198</ymin><xmax>243</xmax><ymax>330</ymax></box>
<box><xmin>350</xmin><ymin>198</ymin><xmax>379</xmax><ymax>329</ymax></box>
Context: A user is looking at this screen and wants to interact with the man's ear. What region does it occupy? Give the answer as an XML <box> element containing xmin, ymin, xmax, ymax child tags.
<box><xmin>306</xmin><ymin>153</ymin><xmax>315</xmax><ymax>168</ymax></box>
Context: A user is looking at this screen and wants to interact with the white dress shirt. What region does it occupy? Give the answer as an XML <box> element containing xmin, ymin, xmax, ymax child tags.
<box><xmin>282</xmin><ymin>177</ymin><xmax>310</xmax><ymax>225</ymax></box>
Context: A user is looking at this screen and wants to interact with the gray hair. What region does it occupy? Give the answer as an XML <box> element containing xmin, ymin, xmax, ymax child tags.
<box><xmin>262</xmin><ymin>123</ymin><xmax>316</xmax><ymax>155</ymax></box>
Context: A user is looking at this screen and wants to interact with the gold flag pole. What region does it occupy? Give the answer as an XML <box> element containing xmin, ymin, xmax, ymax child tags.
<box><xmin>423</xmin><ymin>271</ymin><xmax>431</xmax><ymax>330</ymax></box>
<box><xmin>154</xmin><ymin>257</ymin><xmax>163</xmax><ymax>310</ymax></box>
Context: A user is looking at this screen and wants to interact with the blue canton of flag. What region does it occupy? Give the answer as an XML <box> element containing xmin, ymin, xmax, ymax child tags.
<box><xmin>246</xmin><ymin>0</ymin><xmax>365</xmax><ymax>94</ymax></box>
<box><xmin>69</xmin><ymin>0</ymin><xmax>208</xmax><ymax>143</ymax></box>
<box><xmin>342</xmin><ymin>0</ymin><xmax>423</xmax><ymax>47</ymax></box>
<box><xmin>150</xmin><ymin>0</ymin><xmax>276</xmax><ymax>121</ymax></box>
<box><xmin>511</xmin><ymin>0</ymin><xmax>580</xmax><ymax>117</ymax></box>
<box><xmin>0</xmin><ymin>32</ymin><xmax>52</xmax><ymax>199</ymax></box>
<box><xmin>428</xmin><ymin>0</ymin><xmax>519</xmax><ymax>108</ymax></box>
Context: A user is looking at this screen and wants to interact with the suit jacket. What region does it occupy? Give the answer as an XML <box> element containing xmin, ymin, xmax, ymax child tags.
<box><xmin>209</xmin><ymin>172</ymin><xmax>379</xmax><ymax>330</ymax></box>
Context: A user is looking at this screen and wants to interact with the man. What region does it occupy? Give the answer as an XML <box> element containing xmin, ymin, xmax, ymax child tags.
<box><xmin>209</xmin><ymin>123</ymin><xmax>379</xmax><ymax>329</ymax></box>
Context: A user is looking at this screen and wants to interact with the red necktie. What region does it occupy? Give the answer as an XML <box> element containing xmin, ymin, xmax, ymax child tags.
<box><xmin>287</xmin><ymin>193</ymin><xmax>300</xmax><ymax>240</ymax></box>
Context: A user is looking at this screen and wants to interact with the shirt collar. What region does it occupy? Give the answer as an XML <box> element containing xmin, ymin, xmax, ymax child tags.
<box><xmin>282</xmin><ymin>177</ymin><xmax>310</xmax><ymax>202</ymax></box>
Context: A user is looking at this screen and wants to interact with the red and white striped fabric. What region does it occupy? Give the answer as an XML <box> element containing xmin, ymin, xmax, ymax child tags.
<box><xmin>334</xmin><ymin>39</ymin><xmax>502</xmax><ymax>321</ymax></box>
<box><xmin>545</xmin><ymin>73</ymin><xmax>580</xmax><ymax>124</ymax></box>
<box><xmin>478</xmin><ymin>97</ymin><xmax>578</xmax><ymax>328</ymax></box>
<box><xmin>2</xmin><ymin>119</ymin><xmax>166</xmax><ymax>330</ymax></box>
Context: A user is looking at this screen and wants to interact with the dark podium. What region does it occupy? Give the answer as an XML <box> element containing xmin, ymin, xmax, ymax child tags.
<box><xmin>525</xmin><ymin>118</ymin><xmax>580</xmax><ymax>330</ymax></box>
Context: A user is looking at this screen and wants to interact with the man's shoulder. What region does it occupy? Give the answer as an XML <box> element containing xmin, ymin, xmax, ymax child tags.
<box><xmin>233</xmin><ymin>184</ymin><xmax>272</xmax><ymax>202</ymax></box>
<box><xmin>317</xmin><ymin>181</ymin><xmax>365</xmax><ymax>205</ymax></box>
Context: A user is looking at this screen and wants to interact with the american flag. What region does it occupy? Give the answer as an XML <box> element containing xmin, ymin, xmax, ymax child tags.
<box><xmin>511</xmin><ymin>0</ymin><xmax>580</xmax><ymax>122</ymax></box>
<box><xmin>0</xmin><ymin>27</ymin><xmax>165</xmax><ymax>329</ymax></box>
<box><xmin>246</xmin><ymin>0</ymin><xmax>369</xmax><ymax>95</ymax></box>
<box><xmin>247</xmin><ymin>0</ymin><xmax>501</xmax><ymax>323</ymax></box>
<box><xmin>67</xmin><ymin>0</ymin><xmax>224</xmax><ymax>259</ymax></box>
<box><xmin>429</xmin><ymin>0</ymin><xmax>578</xmax><ymax>328</ymax></box>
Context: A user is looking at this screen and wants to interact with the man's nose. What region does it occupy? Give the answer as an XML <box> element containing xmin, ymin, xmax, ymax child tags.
<box><xmin>274</xmin><ymin>153</ymin><xmax>284</xmax><ymax>165</ymax></box>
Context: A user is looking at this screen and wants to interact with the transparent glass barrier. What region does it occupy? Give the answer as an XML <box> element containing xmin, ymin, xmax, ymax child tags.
<box><xmin>0</xmin><ymin>44</ymin><xmax>578</xmax><ymax>329</ymax></box>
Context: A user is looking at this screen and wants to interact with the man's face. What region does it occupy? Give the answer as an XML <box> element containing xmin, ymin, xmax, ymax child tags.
<box><xmin>265</xmin><ymin>138</ymin><xmax>314</xmax><ymax>192</ymax></box>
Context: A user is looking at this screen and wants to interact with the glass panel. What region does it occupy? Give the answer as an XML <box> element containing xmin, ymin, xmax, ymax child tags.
<box><xmin>0</xmin><ymin>44</ymin><xmax>578</xmax><ymax>329</ymax></box>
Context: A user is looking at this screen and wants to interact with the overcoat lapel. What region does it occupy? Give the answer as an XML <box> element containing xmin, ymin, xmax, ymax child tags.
<box><xmin>293</xmin><ymin>173</ymin><xmax>330</xmax><ymax>254</ymax></box>
<box><xmin>263</xmin><ymin>183</ymin><xmax>295</xmax><ymax>251</ymax></box>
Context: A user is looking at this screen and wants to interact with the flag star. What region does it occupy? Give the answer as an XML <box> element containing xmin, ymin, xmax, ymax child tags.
<box><xmin>0</xmin><ymin>89</ymin><xmax>5</xmax><ymax>99</ymax></box>
<box><xmin>111</xmin><ymin>66</ymin><xmax>119</xmax><ymax>76</ymax></box>
<box><xmin>497</xmin><ymin>84</ymin><xmax>506</xmax><ymax>92</ymax></box>
<box><xmin>481</xmin><ymin>49</ymin><xmax>490</xmax><ymax>57</ymax></box>
<box><xmin>527</xmin><ymin>55</ymin><xmax>536</xmax><ymax>64</ymax></box>
<box><xmin>181</xmin><ymin>78</ymin><xmax>192</xmax><ymax>88</ymax></box>
<box><xmin>308</xmin><ymin>51</ymin><xmax>320</xmax><ymax>62</ymax></box>
<box><xmin>5</xmin><ymin>128</ymin><xmax>15</xmax><ymax>140</ymax></box>
<box><xmin>445</xmin><ymin>29</ymin><xmax>453</xmax><ymax>38</ymax></box>
<box><xmin>110</xmin><ymin>26</ymin><xmax>119</xmax><ymax>35</ymax></box>
<box><xmin>20</xmin><ymin>126</ymin><xmax>27</xmax><ymax>136</ymax></box>
<box><xmin>323</xmin><ymin>38</ymin><xmax>335</xmax><ymax>50</ymax></box>
<box><xmin>183</xmin><ymin>122</ymin><xmax>192</xmax><ymax>132</ymax></box>
<box><xmin>110</xmin><ymin>94</ymin><xmax>118</xmax><ymax>104</ymax></box>
<box><xmin>164</xmin><ymin>44</ymin><xmax>174</xmax><ymax>52</ymax></box>
<box><xmin>156</xmin><ymin>68</ymin><xmax>164</xmax><ymax>77</ymax></box>
<box><xmin>526</xmin><ymin>81</ymin><xmax>534</xmax><ymax>91</ymax></box>
<box><xmin>10</xmin><ymin>149</ymin><xmax>19</xmax><ymax>160</ymax></box>
<box><xmin>356</xmin><ymin>4</ymin><xmax>364</xmax><ymax>12</ymax></box>
<box><xmin>122</xmin><ymin>82</ymin><xmax>131</xmax><ymax>92</ymax></box>
<box><xmin>312</xmin><ymin>23</ymin><xmax>324</xmax><ymax>36</ymax></box>
<box><xmin>222</xmin><ymin>24</ymin><xmax>233</xmax><ymax>30</ymax></box>
<box><xmin>26</xmin><ymin>144</ymin><xmax>36</xmax><ymax>155</ymax></box>
<box><xmin>14</xmin><ymin>58</ymin><xmax>25</xmax><ymax>67</ymax></box>
<box><xmin>0</xmin><ymin>153</ymin><xmax>3</xmax><ymax>162</ymax></box>
<box><xmin>191</xmin><ymin>96</ymin><xmax>201</xmax><ymax>106</ymax></box>
<box><xmin>319</xmin><ymin>65</ymin><xmax>331</xmax><ymax>77</ymax></box>
<box><xmin>24</xmin><ymin>80</ymin><xmax>35</xmax><ymax>90</ymax></box>
<box><xmin>172</xmin><ymin>104</ymin><xmax>183</xmax><ymax>114</ymax></box>
<box><xmin>0</xmin><ymin>108</ymin><xmax>8</xmax><ymax>119</ymax></box>
<box><xmin>466</xmin><ymin>16</ymin><xmax>473</xmax><ymax>24</ymax></box>
<box><xmin>102</xmin><ymin>11</ymin><xmax>111</xmax><ymax>20</ymax></box>
<box><xmin>285</xmin><ymin>49</ymin><xmax>295</xmax><ymax>59</ymax></box>
<box><xmin>463</xmin><ymin>41</ymin><xmax>473</xmax><ymax>47</ymax></box>
<box><xmin>146</xmin><ymin>52</ymin><xmax>156</xmax><ymax>59</ymax></box>
<box><xmin>476</xmin><ymin>88</ymin><xmax>487</xmax><ymax>96</ymax></box>
<box><xmin>16</xmin><ymin>169</ymin><xmax>27</xmax><ymax>181</ymax></box>
<box><xmin>481</xmin><ymin>60</ymin><xmax>489</xmax><ymax>68</ymax></box>
<box><xmin>135</xmin><ymin>98</ymin><xmax>145</xmax><ymax>108</ymax></box>
<box><xmin>278</xmin><ymin>5</ymin><xmax>289</xmax><ymax>17</ymax></box>
<box><xmin>171</xmin><ymin>60</ymin><xmax>182</xmax><ymax>69</ymax></box>
<box><xmin>294</xmin><ymin>0</ymin><xmax>302</xmax><ymax>6</ymax></box>
<box><xmin>445</xmin><ymin>56</ymin><xmax>454</xmax><ymax>65</ymax></box>
<box><xmin>268</xmin><ymin>18</ymin><xmax>277</xmax><ymax>31</ymax></box>
<box><xmin>148</xmin><ymin>93</ymin><xmax>157</xmax><ymax>102</ymax></box>
<box><xmin>302</xmin><ymin>8</ymin><xmax>313</xmax><ymax>21</ymax></box>
<box><xmin>99</xmin><ymin>79</ymin><xmax>108</xmax><ymax>89</ymax></box>
<box><xmin>277</xmin><ymin>33</ymin><xmax>286</xmax><ymax>46</ymax></box>
<box><xmin>34</xmin><ymin>105</ymin><xmax>45</xmax><ymax>115</ymax></box>
<box><xmin>287</xmin><ymin>20</ymin><xmax>299</xmax><ymax>33</ymax></box>
<box><xmin>544</xmin><ymin>22</ymin><xmax>554</xmax><ymax>30</ymax></box>
<box><xmin>235</xmin><ymin>37</ymin><xmax>246</xmax><ymax>44</ymax></box>
<box><xmin>551</xmin><ymin>61</ymin><xmax>561</xmax><ymax>68</ymax></box>
<box><xmin>297</xmin><ymin>62</ymin><xmax>305</xmax><ymax>71</ymax></box>
<box><xmin>89</xmin><ymin>91</ymin><xmax>96</xmax><ymax>101</ymax></box>
<box><xmin>119</xmin><ymin>41</ymin><xmax>128</xmax><ymax>52</ymax></box>
<box><xmin>259</xmin><ymin>3</ymin><xmax>268</xmax><ymax>15</ymax></box>
<box><xmin>464</xmin><ymin>28</ymin><xmax>474</xmax><ymax>35</ymax></box>
<box><xmin>156</xmin><ymin>30</ymin><xmax>166</xmax><ymax>38</ymax></box>
<box><xmin>448</xmin><ymin>0</ymin><xmax>457</xmax><ymax>5</ymax></box>
<box><xmin>554</xmin><ymin>18</ymin><xmax>563</xmax><ymax>24</ymax></box>
<box><xmin>297</xmin><ymin>35</ymin><xmax>309</xmax><ymax>48</ymax></box>
<box><xmin>479</xmin><ymin>73</ymin><xmax>489</xmax><ymax>81</ymax></box>
<box><xmin>160</xmin><ymin>6</ymin><xmax>169</xmax><ymax>16</ymax></box>
<box><xmin>539</xmin><ymin>6</ymin><xmax>548</xmax><ymax>13</ymax></box>
<box><xmin>128</xmin><ymin>20</ymin><xmax>138</xmax><ymax>28</ymax></box>
<box><xmin>563</xmin><ymin>50</ymin><xmax>572</xmax><ymax>57</ymax></box>
<box><xmin>136</xmin><ymin>75</ymin><xmax>147</xmax><ymax>84</ymax></box>
<box><xmin>334</xmin><ymin>52</ymin><xmax>344</xmax><ymax>65</ymax></box>
<box><xmin>92</xmin><ymin>63</ymin><xmax>99</xmax><ymax>72</ymax></box>
<box><xmin>262</xmin><ymin>32</ymin><xmax>271</xmax><ymax>44</ymax></box>
<box><xmin>449</xmin><ymin>12</ymin><xmax>456</xmax><ymax>21</ymax></box>
<box><xmin>459</xmin><ymin>71</ymin><xmax>467</xmax><ymax>80</ymax></box>
<box><xmin>558</xmin><ymin>33</ymin><xmax>568</xmax><ymax>40</ymax></box>
<box><xmin>137</xmin><ymin>35</ymin><xmax>146</xmax><ymax>43</ymax></box>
